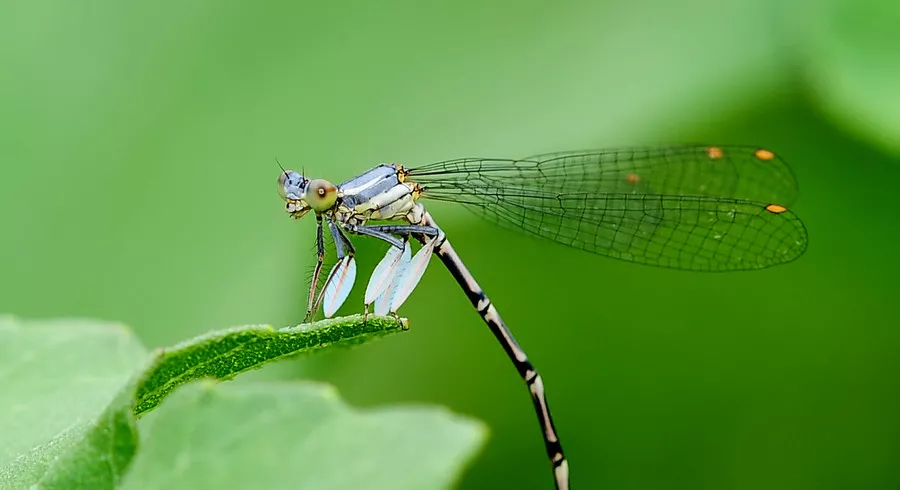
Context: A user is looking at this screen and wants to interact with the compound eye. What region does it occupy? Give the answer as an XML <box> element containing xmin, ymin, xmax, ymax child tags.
<box><xmin>305</xmin><ymin>179</ymin><xmax>338</xmax><ymax>212</ymax></box>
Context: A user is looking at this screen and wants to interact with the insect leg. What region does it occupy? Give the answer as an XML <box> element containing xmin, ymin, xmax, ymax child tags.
<box><xmin>313</xmin><ymin>217</ymin><xmax>358</xmax><ymax>318</ymax></box>
<box><xmin>303</xmin><ymin>215</ymin><xmax>326</xmax><ymax>322</ymax></box>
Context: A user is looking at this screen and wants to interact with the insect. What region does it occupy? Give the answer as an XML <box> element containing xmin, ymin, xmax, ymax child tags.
<box><xmin>277</xmin><ymin>145</ymin><xmax>808</xmax><ymax>490</ymax></box>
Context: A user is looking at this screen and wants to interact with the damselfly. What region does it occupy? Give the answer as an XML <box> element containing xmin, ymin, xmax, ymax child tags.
<box><xmin>277</xmin><ymin>145</ymin><xmax>808</xmax><ymax>490</ymax></box>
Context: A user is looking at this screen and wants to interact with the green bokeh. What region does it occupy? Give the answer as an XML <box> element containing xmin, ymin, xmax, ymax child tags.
<box><xmin>2</xmin><ymin>1</ymin><xmax>898</xmax><ymax>489</ymax></box>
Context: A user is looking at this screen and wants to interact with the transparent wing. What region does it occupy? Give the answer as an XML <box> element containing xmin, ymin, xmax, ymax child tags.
<box><xmin>410</xmin><ymin>145</ymin><xmax>798</xmax><ymax>205</ymax></box>
<box><xmin>408</xmin><ymin>145</ymin><xmax>807</xmax><ymax>272</ymax></box>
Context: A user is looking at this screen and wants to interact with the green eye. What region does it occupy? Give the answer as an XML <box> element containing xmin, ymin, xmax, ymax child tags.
<box><xmin>305</xmin><ymin>179</ymin><xmax>337</xmax><ymax>212</ymax></box>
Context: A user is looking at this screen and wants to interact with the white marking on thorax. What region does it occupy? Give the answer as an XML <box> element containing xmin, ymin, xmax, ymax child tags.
<box><xmin>362</xmin><ymin>183</ymin><xmax>418</xmax><ymax>220</ymax></box>
<box><xmin>340</xmin><ymin>174</ymin><xmax>390</xmax><ymax>197</ymax></box>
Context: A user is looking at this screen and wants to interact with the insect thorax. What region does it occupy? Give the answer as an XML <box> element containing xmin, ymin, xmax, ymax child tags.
<box><xmin>335</xmin><ymin>164</ymin><xmax>424</xmax><ymax>226</ymax></box>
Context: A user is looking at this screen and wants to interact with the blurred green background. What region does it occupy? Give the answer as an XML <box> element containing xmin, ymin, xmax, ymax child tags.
<box><xmin>2</xmin><ymin>0</ymin><xmax>899</xmax><ymax>488</ymax></box>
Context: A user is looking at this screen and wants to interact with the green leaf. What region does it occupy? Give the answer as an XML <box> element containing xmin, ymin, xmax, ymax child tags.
<box><xmin>45</xmin><ymin>314</ymin><xmax>407</xmax><ymax>489</ymax></box>
<box><xmin>120</xmin><ymin>380</ymin><xmax>486</xmax><ymax>490</ymax></box>
<box><xmin>1</xmin><ymin>314</ymin><xmax>484</xmax><ymax>490</ymax></box>
<box><xmin>0</xmin><ymin>316</ymin><xmax>147</xmax><ymax>489</ymax></box>
<box><xmin>132</xmin><ymin>314</ymin><xmax>407</xmax><ymax>415</ymax></box>
<box><xmin>794</xmin><ymin>0</ymin><xmax>900</xmax><ymax>153</ymax></box>
<box><xmin>36</xmin><ymin>388</ymin><xmax>140</xmax><ymax>490</ymax></box>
